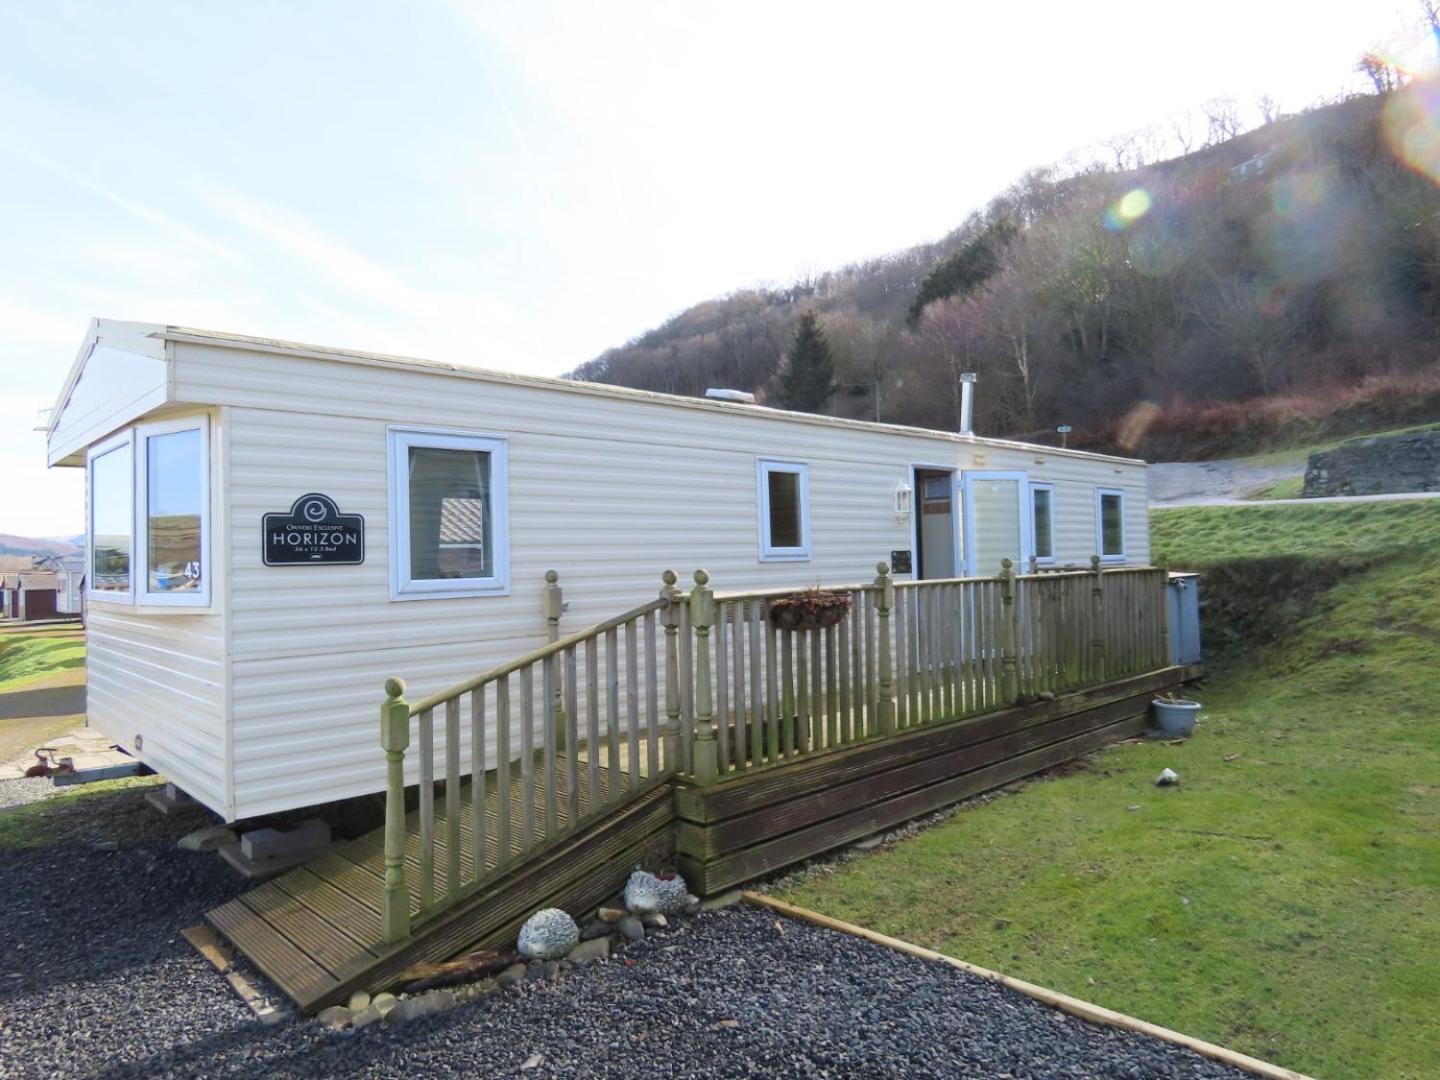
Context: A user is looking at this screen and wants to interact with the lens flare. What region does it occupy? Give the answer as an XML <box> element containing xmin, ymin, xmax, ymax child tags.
<box><xmin>1103</xmin><ymin>188</ymin><xmax>1152</xmax><ymax>231</ymax></box>
<box><xmin>1383</xmin><ymin>77</ymin><xmax>1440</xmax><ymax>184</ymax></box>
<box><xmin>1271</xmin><ymin>170</ymin><xmax>1328</xmax><ymax>216</ymax></box>
<box><xmin>1114</xmin><ymin>400</ymin><xmax>1161</xmax><ymax>451</ymax></box>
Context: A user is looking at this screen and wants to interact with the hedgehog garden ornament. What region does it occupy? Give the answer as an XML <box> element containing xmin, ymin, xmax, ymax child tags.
<box><xmin>517</xmin><ymin>908</ymin><xmax>580</xmax><ymax>959</ymax></box>
<box><xmin>623</xmin><ymin>870</ymin><xmax>692</xmax><ymax>915</ymax></box>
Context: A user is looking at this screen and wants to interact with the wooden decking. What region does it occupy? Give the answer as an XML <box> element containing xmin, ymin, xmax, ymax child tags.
<box><xmin>211</xmin><ymin>663</ymin><xmax>1200</xmax><ymax>1013</ymax></box>
<box><xmin>207</xmin><ymin>755</ymin><xmax>670</xmax><ymax>1012</ymax></box>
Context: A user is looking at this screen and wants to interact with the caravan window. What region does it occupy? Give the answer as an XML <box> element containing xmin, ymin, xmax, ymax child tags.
<box><xmin>1031</xmin><ymin>484</ymin><xmax>1055</xmax><ymax>563</ymax></box>
<box><xmin>1097</xmin><ymin>488</ymin><xmax>1126</xmax><ymax>562</ymax></box>
<box><xmin>88</xmin><ymin>434</ymin><xmax>134</xmax><ymax>598</ymax></box>
<box><xmin>757</xmin><ymin>460</ymin><xmax>811</xmax><ymax>561</ymax></box>
<box><xmin>139</xmin><ymin>421</ymin><xmax>208</xmax><ymax>604</ymax></box>
<box><xmin>87</xmin><ymin>417</ymin><xmax>211</xmax><ymax>606</ymax></box>
<box><xmin>389</xmin><ymin>428</ymin><xmax>510</xmax><ymax>599</ymax></box>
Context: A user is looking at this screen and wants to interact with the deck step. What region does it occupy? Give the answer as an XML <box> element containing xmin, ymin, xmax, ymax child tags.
<box><xmin>206</xmin><ymin>768</ymin><xmax>674</xmax><ymax>1013</ymax></box>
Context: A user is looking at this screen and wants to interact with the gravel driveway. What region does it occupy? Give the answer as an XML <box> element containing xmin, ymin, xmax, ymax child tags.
<box><xmin>1</xmin><ymin>785</ymin><xmax>1248</xmax><ymax>1079</ymax></box>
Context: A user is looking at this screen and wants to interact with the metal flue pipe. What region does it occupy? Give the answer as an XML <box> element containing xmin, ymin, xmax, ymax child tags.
<box><xmin>958</xmin><ymin>373</ymin><xmax>977</xmax><ymax>435</ymax></box>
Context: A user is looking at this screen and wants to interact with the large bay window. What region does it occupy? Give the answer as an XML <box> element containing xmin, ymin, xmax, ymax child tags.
<box><xmin>86</xmin><ymin>417</ymin><xmax>210</xmax><ymax>606</ymax></box>
<box><xmin>757</xmin><ymin>459</ymin><xmax>810</xmax><ymax>561</ymax></box>
<box><xmin>389</xmin><ymin>427</ymin><xmax>509</xmax><ymax>599</ymax></box>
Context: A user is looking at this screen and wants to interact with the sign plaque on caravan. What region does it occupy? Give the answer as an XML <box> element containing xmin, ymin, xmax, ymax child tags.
<box><xmin>263</xmin><ymin>493</ymin><xmax>365</xmax><ymax>566</ymax></box>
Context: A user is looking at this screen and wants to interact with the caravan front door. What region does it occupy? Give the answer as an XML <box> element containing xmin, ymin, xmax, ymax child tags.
<box><xmin>962</xmin><ymin>471</ymin><xmax>1032</xmax><ymax>577</ymax></box>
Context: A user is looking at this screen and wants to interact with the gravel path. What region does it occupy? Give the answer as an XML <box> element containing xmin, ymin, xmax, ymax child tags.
<box><xmin>1</xmin><ymin>786</ymin><xmax>1249</xmax><ymax>1080</ymax></box>
<box><xmin>0</xmin><ymin>775</ymin><xmax>56</xmax><ymax>811</ymax></box>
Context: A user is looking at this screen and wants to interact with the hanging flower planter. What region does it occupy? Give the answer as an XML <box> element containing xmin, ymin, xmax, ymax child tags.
<box><xmin>769</xmin><ymin>589</ymin><xmax>852</xmax><ymax>632</ymax></box>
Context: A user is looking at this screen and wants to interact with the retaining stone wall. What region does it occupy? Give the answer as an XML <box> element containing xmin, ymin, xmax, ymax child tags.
<box><xmin>1303</xmin><ymin>429</ymin><xmax>1440</xmax><ymax>496</ymax></box>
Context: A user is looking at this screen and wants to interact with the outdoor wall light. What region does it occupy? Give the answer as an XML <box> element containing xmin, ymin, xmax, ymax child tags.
<box><xmin>894</xmin><ymin>480</ymin><xmax>913</xmax><ymax>522</ymax></box>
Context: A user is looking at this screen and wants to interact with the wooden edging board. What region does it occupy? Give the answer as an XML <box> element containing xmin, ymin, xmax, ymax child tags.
<box><xmin>742</xmin><ymin>893</ymin><xmax>1313</xmax><ymax>1080</ymax></box>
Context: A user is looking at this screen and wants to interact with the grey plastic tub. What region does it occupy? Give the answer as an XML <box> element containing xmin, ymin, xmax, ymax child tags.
<box><xmin>1152</xmin><ymin>698</ymin><xmax>1201</xmax><ymax>736</ymax></box>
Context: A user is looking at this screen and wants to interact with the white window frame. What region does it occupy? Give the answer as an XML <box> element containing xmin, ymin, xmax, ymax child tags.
<box><xmin>756</xmin><ymin>459</ymin><xmax>811</xmax><ymax>562</ymax></box>
<box><xmin>1031</xmin><ymin>482</ymin><xmax>1056</xmax><ymax>566</ymax></box>
<box><xmin>1096</xmin><ymin>487</ymin><xmax>1127</xmax><ymax>563</ymax></box>
<box><xmin>388</xmin><ymin>426</ymin><xmax>510</xmax><ymax>600</ymax></box>
<box><xmin>961</xmin><ymin>470</ymin><xmax>1034</xmax><ymax>577</ymax></box>
<box><xmin>85</xmin><ymin>429</ymin><xmax>136</xmax><ymax>604</ymax></box>
<box><xmin>135</xmin><ymin>416</ymin><xmax>212</xmax><ymax>608</ymax></box>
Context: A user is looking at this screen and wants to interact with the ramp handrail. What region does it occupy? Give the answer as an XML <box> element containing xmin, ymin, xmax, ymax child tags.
<box><xmin>379</xmin><ymin>574</ymin><xmax>684</xmax><ymax>943</ymax></box>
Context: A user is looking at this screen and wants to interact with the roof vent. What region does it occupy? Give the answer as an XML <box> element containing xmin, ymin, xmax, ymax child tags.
<box><xmin>704</xmin><ymin>388</ymin><xmax>756</xmax><ymax>404</ymax></box>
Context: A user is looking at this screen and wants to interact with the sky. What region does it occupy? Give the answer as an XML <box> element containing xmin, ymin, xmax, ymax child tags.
<box><xmin>0</xmin><ymin>0</ymin><xmax>1417</xmax><ymax>537</ymax></box>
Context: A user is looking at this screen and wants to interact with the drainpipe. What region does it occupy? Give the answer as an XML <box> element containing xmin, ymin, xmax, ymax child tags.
<box><xmin>958</xmin><ymin>373</ymin><xmax>977</xmax><ymax>436</ymax></box>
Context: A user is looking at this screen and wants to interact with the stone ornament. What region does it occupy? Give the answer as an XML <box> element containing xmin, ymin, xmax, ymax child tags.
<box><xmin>517</xmin><ymin>908</ymin><xmax>580</xmax><ymax>959</ymax></box>
<box><xmin>623</xmin><ymin>869</ymin><xmax>692</xmax><ymax>915</ymax></box>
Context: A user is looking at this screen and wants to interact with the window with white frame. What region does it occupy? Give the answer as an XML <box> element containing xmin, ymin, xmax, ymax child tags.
<box><xmin>87</xmin><ymin>417</ymin><xmax>210</xmax><ymax>606</ymax></box>
<box><xmin>757</xmin><ymin>459</ymin><xmax>810</xmax><ymax>561</ymax></box>
<box><xmin>1096</xmin><ymin>488</ymin><xmax>1126</xmax><ymax>562</ymax></box>
<box><xmin>1031</xmin><ymin>483</ymin><xmax>1055</xmax><ymax>563</ymax></box>
<box><xmin>389</xmin><ymin>427</ymin><xmax>509</xmax><ymax>599</ymax></box>
<box><xmin>88</xmin><ymin>434</ymin><xmax>134</xmax><ymax>598</ymax></box>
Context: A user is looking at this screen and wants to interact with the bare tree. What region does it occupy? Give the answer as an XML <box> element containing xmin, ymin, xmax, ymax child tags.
<box><xmin>1201</xmin><ymin>97</ymin><xmax>1243</xmax><ymax>145</ymax></box>
<box><xmin>1256</xmin><ymin>94</ymin><xmax>1281</xmax><ymax>125</ymax></box>
<box><xmin>1356</xmin><ymin>51</ymin><xmax>1400</xmax><ymax>93</ymax></box>
<box><xmin>1170</xmin><ymin>110</ymin><xmax>1198</xmax><ymax>155</ymax></box>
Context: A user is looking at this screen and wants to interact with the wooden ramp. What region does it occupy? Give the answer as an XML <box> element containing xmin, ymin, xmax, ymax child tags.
<box><xmin>207</xmin><ymin>761</ymin><xmax>674</xmax><ymax>1013</ymax></box>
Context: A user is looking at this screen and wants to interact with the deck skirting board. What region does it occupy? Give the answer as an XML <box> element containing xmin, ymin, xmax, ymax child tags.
<box><xmin>674</xmin><ymin>671</ymin><xmax>1182</xmax><ymax>894</ymax></box>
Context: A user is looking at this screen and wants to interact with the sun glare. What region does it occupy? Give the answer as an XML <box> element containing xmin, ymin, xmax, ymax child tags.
<box><xmin>1103</xmin><ymin>188</ymin><xmax>1152</xmax><ymax>231</ymax></box>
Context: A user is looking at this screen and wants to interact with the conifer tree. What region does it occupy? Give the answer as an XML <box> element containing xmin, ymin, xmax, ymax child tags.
<box><xmin>777</xmin><ymin>310</ymin><xmax>836</xmax><ymax>413</ymax></box>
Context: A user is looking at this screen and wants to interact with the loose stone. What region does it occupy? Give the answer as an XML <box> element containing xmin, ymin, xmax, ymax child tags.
<box><xmin>618</xmin><ymin>915</ymin><xmax>645</xmax><ymax>942</ymax></box>
<box><xmin>567</xmin><ymin>937</ymin><xmax>611</xmax><ymax>964</ymax></box>
<box><xmin>317</xmin><ymin>1005</ymin><xmax>352</xmax><ymax>1030</ymax></box>
<box><xmin>177</xmin><ymin>826</ymin><xmax>238</xmax><ymax>852</ymax></box>
<box><xmin>581</xmin><ymin>919</ymin><xmax>612</xmax><ymax>941</ymax></box>
<box><xmin>496</xmin><ymin>962</ymin><xmax>528</xmax><ymax>988</ymax></box>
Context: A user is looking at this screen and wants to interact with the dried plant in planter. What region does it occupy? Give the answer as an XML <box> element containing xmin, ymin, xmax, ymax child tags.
<box><xmin>769</xmin><ymin>588</ymin><xmax>852</xmax><ymax>632</ymax></box>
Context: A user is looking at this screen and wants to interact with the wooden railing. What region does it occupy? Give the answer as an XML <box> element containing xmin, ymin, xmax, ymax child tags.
<box><xmin>379</xmin><ymin>560</ymin><xmax>1171</xmax><ymax>941</ymax></box>
<box><xmin>678</xmin><ymin>559</ymin><xmax>1171</xmax><ymax>784</ymax></box>
<box><xmin>378</xmin><ymin>573</ymin><xmax>681</xmax><ymax>943</ymax></box>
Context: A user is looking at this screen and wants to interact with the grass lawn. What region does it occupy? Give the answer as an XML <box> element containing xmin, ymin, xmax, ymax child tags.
<box><xmin>776</xmin><ymin>501</ymin><xmax>1440</xmax><ymax>1080</ymax></box>
<box><xmin>0</xmin><ymin>624</ymin><xmax>85</xmax><ymax>692</ymax></box>
<box><xmin>1241</xmin><ymin>474</ymin><xmax>1304</xmax><ymax>500</ymax></box>
<box><xmin>0</xmin><ymin>623</ymin><xmax>87</xmax><ymax>765</ymax></box>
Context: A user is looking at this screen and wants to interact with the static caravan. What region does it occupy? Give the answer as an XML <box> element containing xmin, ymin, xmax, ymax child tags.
<box><xmin>46</xmin><ymin>320</ymin><xmax>1150</xmax><ymax>823</ymax></box>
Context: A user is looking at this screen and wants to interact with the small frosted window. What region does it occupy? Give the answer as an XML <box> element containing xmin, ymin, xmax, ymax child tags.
<box><xmin>1100</xmin><ymin>492</ymin><xmax>1124</xmax><ymax>557</ymax></box>
<box><xmin>768</xmin><ymin>469</ymin><xmax>801</xmax><ymax>549</ymax></box>
<box><xmin>1033</xmin><ymin>487</ymin><xmax>1054</xmax><ymax>560</ymax></box>
<box><xmin>758</xmin><ymin>460</ymin><xmax>810</xmax><ymax>560</ymax></box>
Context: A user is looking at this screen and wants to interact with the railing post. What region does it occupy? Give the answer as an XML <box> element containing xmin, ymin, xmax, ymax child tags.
<box><xmin>1158</xmin><ymin>558</ymin><xmax>1172</xmax><ymax>668</ymax></box>
<box><xmin>380</xmin><ymin>677</ymin><xmax>411</xmax><ymax>944</ymax></box>
<box><xmin>543</xmin><ymin>570</ymin><xmax>567</xmax><ymax>751</ymax></box>
<box><xmin>660</xmin><ymin>569</ymin><xmax>682</xmax><ymax>771</ymax></box>
<box><xmin>1090</xmin><ymin>554</ymin><xmax>1107</xmax><ymax>681</ymax></box>
<box><xmin>999</xmin><ymin>559</ymin><xmax>1020</xmax><ymax>704</ymax></box>
<box><xmin>874</xmin><ymin>562</ymin><xmax>896</xmax><ymax>736</ymax></box>
<box><xmin>689</xmin><ymin>569</ymin><xmax>720</xmax><ymax>786</ymax></box>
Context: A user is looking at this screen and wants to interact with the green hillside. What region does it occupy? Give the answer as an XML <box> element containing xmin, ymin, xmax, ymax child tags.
<box><xmin>573</xmin><ymin>88</ymin><xmax>1440</xmax><ymax>459</ymax></box>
